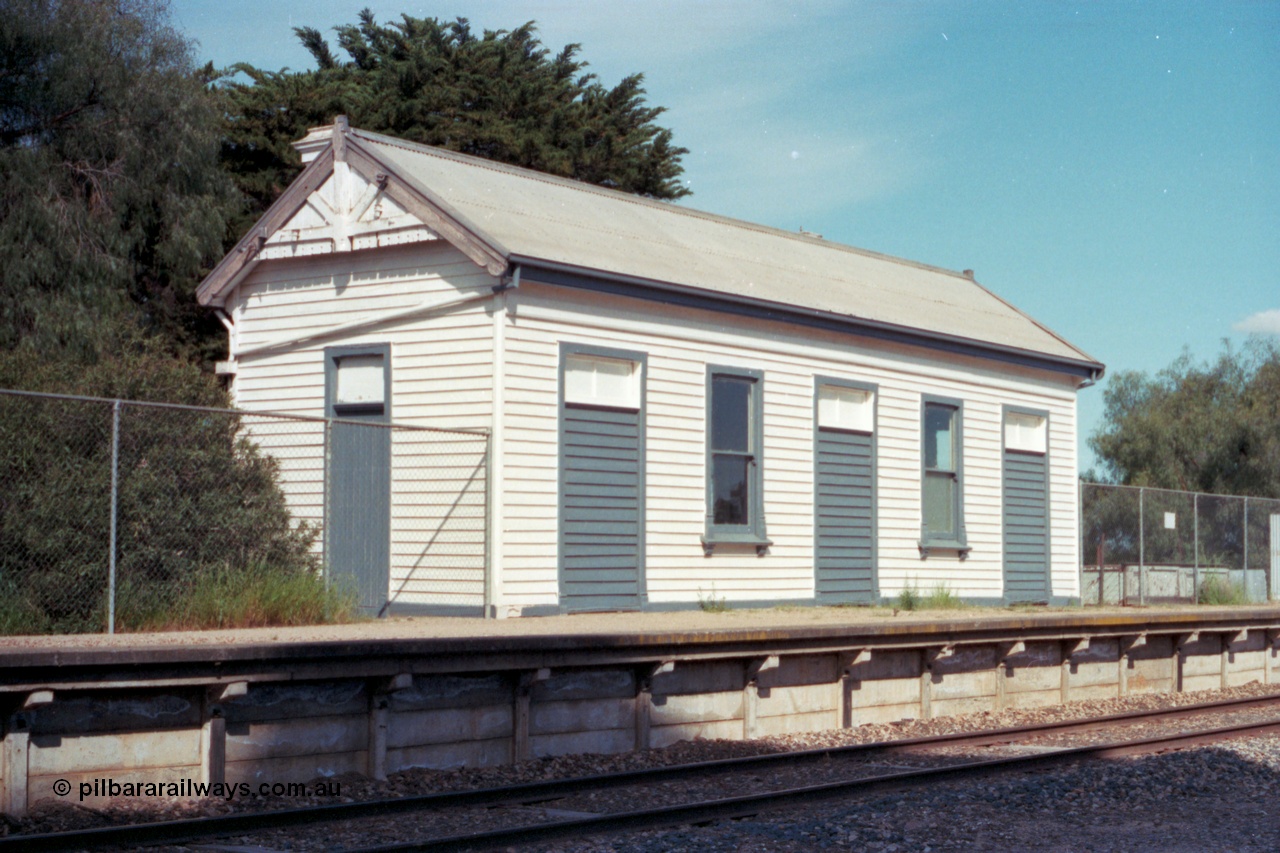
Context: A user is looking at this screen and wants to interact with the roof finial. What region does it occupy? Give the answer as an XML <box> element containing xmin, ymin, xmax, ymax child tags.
<box><xmin>332</xmin><ymin>115</ymin><xmax>349</xmax><ymax>162</ymax></box>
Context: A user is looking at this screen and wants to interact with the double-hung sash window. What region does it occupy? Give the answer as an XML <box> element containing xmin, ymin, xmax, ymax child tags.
<box><xmin>921</xmin><ymin>397</ymin><xmax>967</xmax><ymax>554</ymax></box>
<box><xmin>704</xmin><ymin>366</ymin><xmax>767</xmax><ymax>552</ymax></box>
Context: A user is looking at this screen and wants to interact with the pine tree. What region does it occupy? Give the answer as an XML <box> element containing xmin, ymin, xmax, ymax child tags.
<box><xmin>217</xmin><ymin>11</ymin><xmax>690</xmax><ymax>229</ymax></box>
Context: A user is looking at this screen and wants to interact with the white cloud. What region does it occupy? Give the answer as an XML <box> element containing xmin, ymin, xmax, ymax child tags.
<box><xmin>1233</xmin><ymin>309</ymin><xmax>1280</xmax><ymax>336</ymax></box>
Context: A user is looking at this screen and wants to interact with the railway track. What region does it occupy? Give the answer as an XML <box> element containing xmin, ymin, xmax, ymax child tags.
<box><xmin>3</xmin><ymin>693</ymin><xmax>1279</xmax><ymax>852</ymax></box>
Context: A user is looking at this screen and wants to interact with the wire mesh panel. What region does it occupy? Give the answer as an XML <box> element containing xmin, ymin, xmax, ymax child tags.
<box><xmin>0</xmin><ymin>389</ymin><xmax>489</xmax><ymax>634</ymax></box>
<box><xmin>113</xmin><ymin>405</ymin><xmax>325</xmax><ymax>629</ymax></box>
<box><xmin>1081</xmin><ymin>483</ymin><xmax>1274</xmax><ymax>605</ymax></box>
<box><xmin>1141</xmin><ymin>490</ymin><xmax>1195</xmax><ymax>567</ymax></box>
<box><xmin>1081</xmin><ymin>484</ymin><xmax>1139</xmax><ymax>566</ymax></box>
<box><xmin>387</xmin><ymin>426</ymin><xmax>489</xmax><ymax>614</ymax></box>
<box><xmin>1246</xmin><ymin>497</ymin><xmax>1280</xmax><ymax>601</ymax></box>
<box><xmin>0</xmin><ymin>394</ymin><xmax>114</xmax><ymax>633</ymax></box>
<box><xmin>1080</xmin><ymin>483</ymin><xmax>1140</xmax><ymax>605</ymax></box>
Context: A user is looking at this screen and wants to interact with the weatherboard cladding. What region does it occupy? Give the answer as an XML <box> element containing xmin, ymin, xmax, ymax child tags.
<box><xmin>226</xmin><ymin>242</ymin><xmax>492</xmax><ymax>610</ymax></box>
<box><xmin>200</xmin><ymin>123</ymin><xmax>1097</xmax><ymax>610</ymax></box>
<box><xmin>332</xmin><ymin>127</ymin><xmax>1096</xmax><ymax>371</ymax></box>
<box><xmin>501</xmin><ymin>283</ymin><xmax>1082</xmax><ymax>607</ymax></box>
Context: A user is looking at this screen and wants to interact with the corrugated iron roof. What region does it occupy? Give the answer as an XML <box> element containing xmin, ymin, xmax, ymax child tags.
<box><xmin>354</xmin><ymin>128</ymin><xmax>1097</xmax><ymax>369</ymax></box>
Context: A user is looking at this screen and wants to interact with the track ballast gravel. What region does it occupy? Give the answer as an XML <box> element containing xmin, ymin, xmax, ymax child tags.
<box><xmin>6</xmin><ymin>682</ymin><xmax>1280</xmax><ymax>851</ymax></box>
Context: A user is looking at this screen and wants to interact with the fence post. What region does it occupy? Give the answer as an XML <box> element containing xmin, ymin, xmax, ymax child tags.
<box><xmin>322</xmin><ymin>417</ymin><xmax>331</xmax><ymax>584</ymax></box>
<box><xmin>483</xmin><ymin>432</ymin><xmax>494</xmax><ymax>619</ymax></box>
<box><xmin>1137</xmin><ymin>487</ymin><xmax>1144</xmax><ymax>607</ymax></box>
<box><xmin>1193</xmin><ymin>492</ymin><xmax>1199</xmax><ymax>601</ymax></box>
<box><xmin>1077</xmin><ymin>479</ymin><xmax>1084</xmax><ymax>604</ymax></box>
<box><xmin>107</xmin><ymin>400</ymin><xmax>121</xmax><ymax>635</ymax></box>
<box><xmin>1243</xmin><ymin>497</ymin><xmax>1249</xmax><ymax>598</ymax></box>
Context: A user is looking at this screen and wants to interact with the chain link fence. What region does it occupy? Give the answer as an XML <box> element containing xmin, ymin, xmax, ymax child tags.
<box><xmin>0</xmin><ymin>389</ymin><xmax>488</xmax><ymax>634</ymax></box>
<box><xmin>1081</xmin><ymin>482</ymin><xmax>1280</xmax><ymax>605</ymax></box>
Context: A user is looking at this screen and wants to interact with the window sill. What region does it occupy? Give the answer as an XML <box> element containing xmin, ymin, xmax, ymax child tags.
<box><xmin>702</xmin><ymin>533</ymin><xmax>772</xmax><ymax>557</ymax></box>
<box><xmin>918</xmin><ymin>538</ymin><xmax>971</xmax><ymax>560</ymax></box>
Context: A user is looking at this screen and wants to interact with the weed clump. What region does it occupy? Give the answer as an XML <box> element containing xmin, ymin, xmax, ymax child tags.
<box><xmin>1197</xmin><ymin>575</ymin><xmax>1250</xmax><ymax>606</ymax></box>
<box><xmin>118</xmin><ymin>562</ymin><xmax>360</xmax><ymax>631</ymax></box>
<box><xmin>894</xmin><ymin>580</ymin><xmax>968</xmax><ymax>612</ymax></box>
<box><xmin>697</xmin><ymin>584</ymin><xmax>730</xmax><ymax>613</ymax></box>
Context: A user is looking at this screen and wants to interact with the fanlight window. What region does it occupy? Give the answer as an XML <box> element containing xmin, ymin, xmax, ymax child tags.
<box><xmin>564</xmin><ymin>355</ymin><xmax>640</xmax><ymax>409</ymax></box>
<box><xmin>1004</xmin><ymin>412</ymin><xmax>1047</xmax><ymax>454</ymax></box>
<box><xmin>817</xmin><ymin>385</ymin><xmax>874</xmax><ymax>433</ymax></box>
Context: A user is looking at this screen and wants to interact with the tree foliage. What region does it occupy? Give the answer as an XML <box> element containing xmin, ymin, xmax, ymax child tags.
<box><xmin>1089</xmin><ymin>339</ymin><xmax>1280</xmax><ymax>498</ymax></box>
<box><xmin>0</xmin><ymin>342</ymin><xmax>318</xmax><ymax>633</ymax></box>
<box><xmin>0</xmin><ymin>0</ymin><xmax>239</xmax><ymax>364</ymax></box>
<box><xmin>217</xmin><ymin>10</ymin><xmax>690</xmax><ymax>227</ymax></box>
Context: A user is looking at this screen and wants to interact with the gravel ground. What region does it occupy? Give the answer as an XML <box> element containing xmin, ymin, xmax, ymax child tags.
<box><xmin>536</xmin><ymin>734</ymin><xmax>1280</xmax><ymax>853</ymax></box>
<box><xmin>9</xmin><ymin>682</ymin><xmax>1279</xmax><ymax>851</ymax></box>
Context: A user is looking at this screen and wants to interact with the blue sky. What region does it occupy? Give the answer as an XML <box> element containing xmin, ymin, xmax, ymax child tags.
<box><xmin>172</xmin><ymin>1</ymin><xmax>1280</xmax><ymax>471</ymax></box>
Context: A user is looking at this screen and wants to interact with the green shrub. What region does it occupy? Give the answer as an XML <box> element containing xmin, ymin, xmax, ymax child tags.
<box><xmin>0</xmin><ymin>344</ymin><xmax>322</xmax><ymax>633</ymax></box>
<box><xmin>0</xmin><ymin>580</ymin><xmax>53</xmax><ymax>635</ymax></box>
<box><xmin>1197</xmin><ymin>575</ymin><xmax>1250</xmax><ymax>606</ymax></box>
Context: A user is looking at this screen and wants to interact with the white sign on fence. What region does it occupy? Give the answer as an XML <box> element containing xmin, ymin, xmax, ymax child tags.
<box><xmin>1164</xmin><ymin>512</ymin><xmax>1177</xmax><ymax>530</ymax></box>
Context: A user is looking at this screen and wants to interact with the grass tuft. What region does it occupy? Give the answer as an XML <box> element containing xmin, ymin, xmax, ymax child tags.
<box><xmin>894</xmin><ymin>580</ymin><xmax>968</xmax><ymax>612</ymax></box>
<box><xmin>117</xmin><ymin>562</ymin><xmax>360</xmax><ymax>632</ymax></box>
<box><xmin>697</xmin><ymin>584</ymin><xmax>730</xmax><ymax>613</ymax></box>
<box><xmin>1197</xmin><ymin>575</ymin><xmax>1250</xmax><ymax>607</ymax></box>
<box><xmin>894</xmin><ymin>584</ymin><xmax>920</xmax><ymax>612</ymax></box>
<box><xmin>0</xmin><ymin>583</ymin><xmax>54</xmax><ymax>635</ymax></box>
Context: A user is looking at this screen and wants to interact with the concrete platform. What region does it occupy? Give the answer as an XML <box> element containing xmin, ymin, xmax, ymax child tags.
<box><xmin>3</xmin><ymin>602</ymin><xmax>1279</xmax><ymax>653</ymax></box>
<box><xmin>2</xmin><ymin>604</ymin><xmax>1279</xmax><ymax>818</ymax></box>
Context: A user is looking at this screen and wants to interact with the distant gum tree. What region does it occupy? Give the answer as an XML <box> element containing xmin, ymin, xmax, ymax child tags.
<box><xmin>1088</xmin><ymin>339</ymin><xmax>1280</xmax><ymax>498</ymax></box>
<box><xmin>215</xmin><ymin>9</ymin><xmax>690</xmax><ymax>231</ymax></box>
<box><xmin>0</xmin><ymin>0</ymin><xmax>239</xmax><ymax>365</ymax></box>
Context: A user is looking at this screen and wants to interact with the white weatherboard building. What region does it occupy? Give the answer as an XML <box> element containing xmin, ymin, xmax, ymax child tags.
<box><xmin>198</xmin><ymin>118</ymin><xmax>1104</xmax><ymax>617</ymax></box>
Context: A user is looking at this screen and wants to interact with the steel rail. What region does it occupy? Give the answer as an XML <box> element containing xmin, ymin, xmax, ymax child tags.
<box><xmin>355</xmin><ymin>716</ymin><xmax>1280</xmax><ymax>853</ymax></box>
<box><xmin>1</xmin><ymin>693</ymin><xmax>1276</xmax><ymax>852</ymax></box>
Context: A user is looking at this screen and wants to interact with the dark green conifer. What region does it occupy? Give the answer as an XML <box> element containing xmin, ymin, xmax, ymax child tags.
<box><xmin>217</xmin><ymin>11</ymin><xmax>691</xmax><ymax>230</ymax></box>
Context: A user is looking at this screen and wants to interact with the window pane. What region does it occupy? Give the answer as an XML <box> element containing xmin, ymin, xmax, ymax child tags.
<box><xmin>336</xmin><ymin>355</ymin><xmax>384</xmax><ymax>405</ymax></box>
<box><xmin>923</xmin><ymin>471</ymin><xmax>954</xmax><ymax>536</ymax></box>
<box><xmin>564</xmin><ymin>354</ymin><xmax>639</xmax><ymax>408</ymax></box>
<box><xmin>924</xmin><ymin>404</ymin><xmax>955</xmax><ymax>471</ymax></box>
<box><xmin>712</xmin><ymin>454</ymin><xmax>750</xmax><ymax>525</ymax></box>
<box><xmin>1004</xmin><ymin>411</ymin><xmax>1046</xmax><ymax>454</ymax></box>
<box><xmin>817</xmin><ymin>385</ymin><xmax>874</xmax><ymax>432</ymax></box>
<box><xmin>711</xmin><ymin>376</ymin><xmax>751</xmax><ymax>452</ymax></box>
